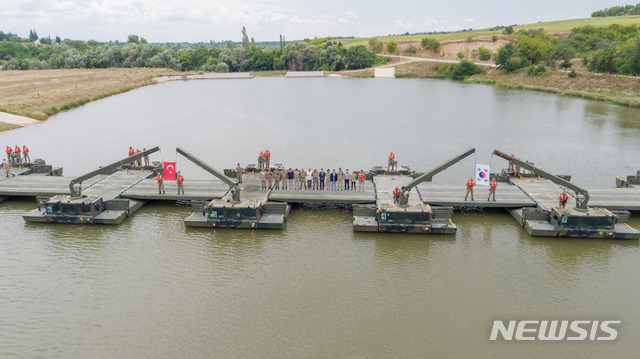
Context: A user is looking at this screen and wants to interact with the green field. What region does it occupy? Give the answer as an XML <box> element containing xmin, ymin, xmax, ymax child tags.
<box><xmin>339</xmin><ymin>15</ymin><xmax>640</xmax><ymax>47</ymax></box>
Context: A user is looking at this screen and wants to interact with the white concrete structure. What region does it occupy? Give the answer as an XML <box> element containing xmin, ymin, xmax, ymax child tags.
<box><xmin>375</xmin><ymin>67</ymin><xmax>395</xmax><ymax>78</ymax></box>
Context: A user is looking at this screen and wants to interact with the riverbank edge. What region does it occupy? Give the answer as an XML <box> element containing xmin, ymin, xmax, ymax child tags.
<box><xmin>0</xmin><ymin>70</ymin><xmax>290</xmax><ymax>132</ymax></box>
<box><xmin>344</xmin><ymin>65</ymin><xmax>640</xmax><ymax>108</ymax></box>
<box><xmin>0</xmin><ymin>79</ymin><xmax>158</xmax><ymax>131</ymax></box>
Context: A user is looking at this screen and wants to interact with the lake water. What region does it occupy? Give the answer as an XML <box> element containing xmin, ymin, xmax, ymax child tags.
<box><xmin>1</xmin><ymin>78</ymin><xmax>640</xmax><ymax>358</ymax></box>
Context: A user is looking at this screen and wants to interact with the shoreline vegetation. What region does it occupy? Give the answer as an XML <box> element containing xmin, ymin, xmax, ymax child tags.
<box><xmin>2</xmin><ymin>16</ymin><xmax>640</xmax><ymax>131</ymax></box>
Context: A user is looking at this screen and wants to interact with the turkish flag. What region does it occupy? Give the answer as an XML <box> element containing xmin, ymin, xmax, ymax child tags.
<box><xmin>163</xmin><ymin>162</ymin><xmax>177</xmax><ymax>181</ymax></box>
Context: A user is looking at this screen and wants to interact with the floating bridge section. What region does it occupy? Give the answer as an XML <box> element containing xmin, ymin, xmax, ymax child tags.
<box><xmin>1</xmin><ymin>150</ymin><xmax>640</xmax><ymax>237</ymax></box>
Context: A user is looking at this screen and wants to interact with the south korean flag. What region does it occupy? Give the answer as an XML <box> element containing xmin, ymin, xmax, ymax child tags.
<box><xmin>475</xmin><ymin>164</ymin><xmax>490</xmax><ymax>186</ymax></box>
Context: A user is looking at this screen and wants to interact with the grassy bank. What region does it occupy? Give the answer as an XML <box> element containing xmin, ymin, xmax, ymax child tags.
<box><xmin>0</xmin><ymin>68</ymin><xmax>183</xmax><ymax>122</ymax></box>
<box><xmin>0</xmin><ymin>123</ymin><xmax>18</xmax><ymax>131</ymax></box>
<box><xmin>339</xmin><ymin>16</ymin><xmax>640</xmax><ymax>48</ymax></box>
<box><xmin>390</xmin><ymin>60</ymin><xmax>640</xmax><ymax>107</ymax></box>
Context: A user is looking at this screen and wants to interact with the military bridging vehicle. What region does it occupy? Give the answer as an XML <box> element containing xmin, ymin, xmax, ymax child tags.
<box><xmin>493</xmin><ymin>150</ymin><xmax>640</xmax><ymax>239</ymax></box>
<box><xmin>179</xmin><ymin>147</ymin><xmax>290</xmax><ymax>229</ymax></box>
<box><xmin>353</xmin><ymin>148</ymin><xmax>475</xmax><ymax>234</ymax></box>
<box><xmin>23</xmin><ymin>147</ymin><xmax>159</xmax><ymax>224</ymax></box>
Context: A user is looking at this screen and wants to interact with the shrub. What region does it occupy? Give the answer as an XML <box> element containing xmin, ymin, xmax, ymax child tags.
<box><xmin>492</xmin><ymin>35</ymin><xmax>498</xmax><ymax>41</ymax></box>
<box><xmin>403</xmin><ymin>46</ymin><xmax>418</xmax><ymax>55</ymax></box>
<box><xmin>478</xmin><ymin>45</ymin><xmax>491</xmax><ymax>61</ymax></box>
<box><xmin>559</xmin><ymin>59</ymin><xmax>572</xmax><ymax>69</ymax></box>
<box><xmin>28</xmin><ymin>59</ymin><xmax>48</xmax><ymax>70</ymax></box>
<box><xmin>368</xmin><ymin>37</ymin><xmax>383</xmax><ymax>53</ymax></box>
<box><xmin>2</xmin><ymin>58</ymin><xmax>27</xmax><ymax>70</ymax></box>
<box><xmin>386</xmin><ymin>41</ymin><xmax>397</xmax><ymax>53</ymax></box>
<box><xmin>421</xmin><ymin>37</ymin><xmax>441</xmax><ymax>51</ymax></box>
<box><xmin>526</xmin><ymin>64</ymin><xmax>546</xmax><ymax>76</ymax></box>
<box><xmin>568</xmin><ymin>70</ymin><xmax>577</xmax><ymax>78</ymax></box>
<box><xmin>457</xmin><ymin>51</ymin><xmax>465</xmax><ymax>59</ymax></box>
<box><xmin>450</xmin><ymin>60</ymin><xmax>485</xmax><ymax>80</ymax></box>
<box><xmin>434</xmin><ymin>63</ymin><xmax>449</xmax><ymax>73</ymax></box>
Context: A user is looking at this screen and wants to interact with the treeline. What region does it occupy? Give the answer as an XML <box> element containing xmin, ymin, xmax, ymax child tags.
<box><xmin>591</xmin><ymin>4</ymin><xmax>640</xmax><ymax>17</ymax></box>
<box><xmin>0</xmin><ymin>28</ymin><xmax>387</xmax><ymax>72</ymax></box>
<box><xmin>494</xmin><ymin>24</ymin><xmax>640</xmax><ymax>75</ymax></box>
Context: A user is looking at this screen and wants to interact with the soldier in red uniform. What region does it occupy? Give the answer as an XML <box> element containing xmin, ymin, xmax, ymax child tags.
<box><xmin>265</xmin><ymin>149</ymin><xmax>271</xmax><ymax>169</ymax></box>
<box><xmin>22</xmin><ymin>145</ymin><xmax>30</xmax><ymax>163</ymax></box>
<box><xmin>14</xmin><ymin>145</ymin><xmax>21</xmax><ymax>164</ymax></box>
<box><xmin>559</xmin><ymin>192</ymin><xmax>568</xmax><ymax>208</ymax></box>
<box><xmin>177</xmin><ymin>172</ymin><xmax>184</xmax><ymax>195</ymax></box>
<box><xmin>393</xmin><ymin>186</ymin><xmax>400</xmax><ymax>204</ymax></box>
<box><xmin>157</xmin><ymin>173</ymin><xmax>165</xmax><ymax>194</ymax></box>
<box><xmin>488</xmin><ymin>178</ymin><xmax>497</xmax><ymax>201</ymax></box>
<box><xmin>465</xmin><ymin>177</ymin><xmax>475</xmax><ymax>201</ymax></box>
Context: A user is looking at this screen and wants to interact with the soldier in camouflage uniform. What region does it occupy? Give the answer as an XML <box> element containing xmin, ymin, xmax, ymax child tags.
<box><xmin>325</xmin><ymin>168</ymin><xmax>331</xmax><ymax>190</ymax></box>
<box><xmin>280</xmin><ymin>169</ymin><xmax>287</xmax><ymax>190</ymax></box>
<box><xmin>273</xmin><ymin>168</ymin><xmax>281</xmax><ymax>190</ymax></box>
<box><xmin>312</xmin><ymin>169</ymin><xmax>319</xmax><ymax>190</ymax></box>
<box><xmin>337</xmin><ymin>168</ymin><xmax>344</xmax><ymax>191</ymax></box>
<box><xmin>3</xmin><ymin>159</ymin><xmax>14</xmax><ymax>178</ymax></box>
<box><xmin>236</xmin><ymin>163</ymin><xmax>243</xmax><ymax>184</ymax></box>
<box><xmin>293</xmin><ymin>169</ymin><xmax>299</xmax><ymax>190</ymax></box>
<box><xmin>267</xmin><ymin>169</ymin><xmax>273</xmax><ymax>189</ymax></box>
<box><xmin>298</xmin><ymin>168</ymin><xmax>306</xmax><ymax>190</ymax></box>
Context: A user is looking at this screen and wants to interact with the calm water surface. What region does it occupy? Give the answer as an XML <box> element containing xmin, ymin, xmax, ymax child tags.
<box><xmin>1</xmin><ymin>78</ymin><xmax>640</xmax><ymax>358</ymax></box>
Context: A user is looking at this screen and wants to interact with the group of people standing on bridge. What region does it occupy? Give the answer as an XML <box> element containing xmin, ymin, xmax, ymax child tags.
<box><xmin>257</xmin><ymin>149</ymin><xmax>271</xmax><ymax>170</ymax></box>
<box><xmin>5</xmin><ymin>145</ymin><xmax>31</xmax><ymax>164</ymax></box>
<box><xmin>464</xmin><ymin>177</ymin><xmax>499</xmax><ymax>202</ymax></box>
<box><xmin>255</xmin><ymin>167</ymin><xmax>367</xmax><ymax>192</ymax></box>
<box><xmin>127</xmin><ymin>147</ymin><xmax>150</xmax><ymax>167</ymax></box>
<box><xmin>155</xmin><ymin>171</ymin><xmax>184</xmax><ymax>195</ymax></box>
<box><xmin>4</xmin><ymin>145</ymin><xmax>32</xmax><ymax>178</ymax></box>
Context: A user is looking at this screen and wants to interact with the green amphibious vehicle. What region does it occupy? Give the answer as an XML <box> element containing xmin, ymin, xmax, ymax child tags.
<box><xmin>494</xmin><ymin>150</ymin><xmax>640</xmax><ymax>239</ymax></box>
<box><xmin>23</xmin><ymin>148</ymin><xmax>158</xmax><ymax>224</ymax></box>
<box><xmin>179</xmin><ymin>148</ymin><xmax>290</xmax><ymax>229</ymax></box>
<box><xmin>353</xmin><ymin>148</ymin><xmax>475</xmax><ymax>234</ymax></box>
<box><xmin>185</xmin><ymin>199</ymin><xmax>290</xmax><ymax>229</ymax></box>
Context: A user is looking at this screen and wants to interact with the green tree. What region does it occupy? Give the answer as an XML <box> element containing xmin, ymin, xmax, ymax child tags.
<box><xmin>552</xmin><ymin>42</ymin><xmax>576</xmax><ymax>61</ymax></box>
<box><xmin>386</xmin><ymin>41</ymin><xmax>397</xmax><ymax>54</ymax></box>
<box><xmin>55</xmin><ymin>35</ymin><xmax>61</xmax><ymax>45</ymax></box>
<box><xmin>215</xmin><ymin>62</ymin><xmax>229</xmax><ymax>73</ymax></box>
<box><xmin>345</xmin><ymin>45</ymin><xmax>375</xmax><ymax>69</ymax></box>
<box><xmin>29</xmin><ymin>29</ymin><xmax>38</xmax><ymax>42</ymax></box>
<box><xmin>630</xmin><ymin>39</ymin><xmax>640</xmax><ymax>75</ymax></box>
<box><xmin>503</xmin><ymin>26</ymin><xmax>514</xmax><ymax>35</ymax></box>
<box><xmin>282</xmin><ymin>42</ymin><xmax>319</xmax><ymax>70</ymax></box>
<box><xmin>495</xmin><ymin>43</ymin><xmax>515</xmax><ymax>67</ymax></box>
<box><xmin>127</xmin><ymin>35</ymin><xmax>139</xmax><ymax>44</ymax></box>
<box><xmin>241</xmin><ymin>26</ymin><xmax>250</xmax><ymax>49</ymax></box>
<box><xmin>516</xmin><ymin>35</ymin><xmax>553</xmax><ymax>64</ymax></box>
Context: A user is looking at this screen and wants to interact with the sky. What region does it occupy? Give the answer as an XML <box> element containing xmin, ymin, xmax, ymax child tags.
<box><xmin>0</xmin><ymin>0</ymin><xmax>633</xmax><ymax>43</ymax></box>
